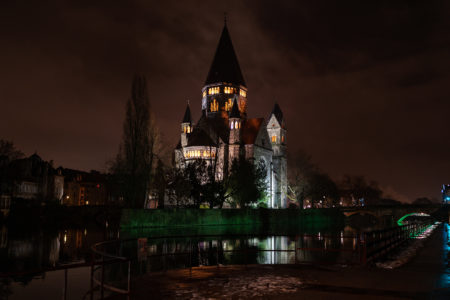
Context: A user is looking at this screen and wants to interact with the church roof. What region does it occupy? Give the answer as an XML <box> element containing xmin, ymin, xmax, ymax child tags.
<box><xmin>205</xmin><ymin>25</ymin><xmax>246</xmax><ymax>87</ymax></box>
<box><xmin>271</xmin><ymin>103</ymin><xmax>284</xmax><ymax>125</ymax></box>
<box><xmin>182</xmin><ymin>103</ymin><xmax>192</xmax><ymax>123</ymax></box>
<box><xmin>187</xmin><ymin>128</ymin><xmax>217</xmax><ymax>147</ymax></box>
<box><xmin>230</xmin><ymin>97</ymin><xmax>240</xmax><ymax>118</ymax></box>
<box><xmin>242</xmin><ymin>118</ymin><xmax>264</xmax><ymax>145</ymax></box>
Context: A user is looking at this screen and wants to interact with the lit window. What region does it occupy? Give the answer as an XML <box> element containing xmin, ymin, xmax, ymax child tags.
<box><xmin>211</xmin><ymin>99</ymin><xmax>218</xmax><ymax>112</ymax></box>
<box><xmin>202</xmin><ymin>90</ymin><xmax>206</xmax><ymax>97</ymax></box>
<box><xmin>208</xmin><ymin>87</ymin><xmax>219</xmax><ymax>95</ymax></box>
<box><xmin>281</xmin><ymin>135</ymin><xmax>285</xmax><ymax>143</ymax></box>
<box><xmin>231</xmin><ymin>121</ymin><xmax>234</xmax><ymax>129</ymax></box>
<box><xmin>239</xmin><ymin>89</ymin><xmax>247</xmax><ymax>97</ymax></box>
<box><xmin>271</xmin><ymin>135</ymin><xmax>277</xmax><ymax>143</ymax></box>
<box><xmin>224</xmin><ymin>86</ymin><xmax>235</xmax><ymax>94</ymax></box>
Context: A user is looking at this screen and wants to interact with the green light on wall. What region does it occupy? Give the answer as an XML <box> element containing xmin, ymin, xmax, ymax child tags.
<box><xmin>397</xmin><ymin>212</ymin><xmax>430</xmax><ymax>226</ymax></box>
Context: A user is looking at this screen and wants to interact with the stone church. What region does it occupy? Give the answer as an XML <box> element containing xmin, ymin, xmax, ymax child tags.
<box><xmin>174</xmin><ymin>23</ymin><xmax>287</xmax><ymax>208</ymax></box>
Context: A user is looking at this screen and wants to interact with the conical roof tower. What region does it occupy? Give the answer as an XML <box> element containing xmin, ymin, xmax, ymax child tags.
<box><xmin>205</xmin><ymin>24</ymin><xmax>246</xmax><ymax>87</ymax></box>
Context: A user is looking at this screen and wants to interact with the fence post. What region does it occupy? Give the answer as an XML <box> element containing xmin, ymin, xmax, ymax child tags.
<box><xmin>90</xmin><ymin>252</ymin><xmax>94</xmax><ymax>300</ymax></box>
<box><xmin>244</xmin><ymin>237</ymin><xmax>248</xmax><ymax>269</ymax></box>
<box><xmin>361</xmin><ymin>233</ymin><xmax>367</xmax><ymax>266</ymax></box>
<box><xmin>189</xmin><ymin>239</ymin><xmax>192</xmax><ymax>277</ymax></box>
<box><xmin>294</xmin><ymin>236</ymin><xmax>297</xmax><ymax>264</ymax></box>
<box><xmin>101</xmin><ymin>256</ymin><xmax>105</xmax><ymax>300</ymax></box>
<box><xmin>127</xmin><ymin>259</ymin><xmax>131</xmax><ymax>300</ymax></box>
<box><xmin>216</xmin><ymin>240</ymin><xmax>220</xmax><ymax>269</ymax></box>
<box><xmin>63</xmin><ymin>268</ymin><xmax>68</xmax><ymax>300</ymax></box>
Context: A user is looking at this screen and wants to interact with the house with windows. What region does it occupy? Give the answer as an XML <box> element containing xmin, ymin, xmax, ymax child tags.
<box><xmin>174</xmin><ymin>23</ymin><xmax>287</xmax><ymax>208</ymax></box>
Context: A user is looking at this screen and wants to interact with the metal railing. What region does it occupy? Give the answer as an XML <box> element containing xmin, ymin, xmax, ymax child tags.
<box><xmin>360</xmin><ymin>222</ymin><xmax>431</xmax><ymax>265</ymax></box>
<box><xmin>90</xmin><ymin>241</ymin><xmax>132</xmax><ymax>300</ymax></box>
<box><xmin>90</xmin><ymin>223</ymin><xmax>432</xmax><ymax>298</ymax></box>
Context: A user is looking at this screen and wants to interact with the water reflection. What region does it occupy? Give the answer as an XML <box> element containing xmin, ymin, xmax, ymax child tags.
<box><xmin>126</xmin><ymin>229</ymin><xmax>361</xmax><ymax>276</ymax></box>
<box><xmin>0</xmin><ymin>223</ymin><xmax>116</xmax><ymax>299</ymax></box>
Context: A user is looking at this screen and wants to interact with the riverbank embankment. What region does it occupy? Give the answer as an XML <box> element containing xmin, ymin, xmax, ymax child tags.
<box><xmin>120</xmin><ymin>208</ymin><xmax>345</xmax><ymax>229</ymax></box>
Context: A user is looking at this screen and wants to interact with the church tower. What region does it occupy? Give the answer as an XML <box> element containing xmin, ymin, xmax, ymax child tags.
<box><xmin>181</xmin><ymin>103</ymin><xmax>192</xmax><ymax>147</ymax></box>
<box><xmin>267</xmin><ymin>103</ymin><xmax>287</xmax><ymax>208</ymax></box>
<box><xmin>228</xmin><ymin>97</ymin><xmax>242</xmax><ymax>163</ymax></box>
<box><xmin>201</xmin><ymin>23</ymin><xmax>248</xmax><ymax>119</ymax></box>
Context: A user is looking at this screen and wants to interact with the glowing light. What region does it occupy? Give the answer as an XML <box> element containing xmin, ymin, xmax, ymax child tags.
<box><xmin>397</xmin><ymin>212</ymin><xmax>430</xmax><ymax>226</ymax></box>
<box><xmin>208</xmin><ymin>87</ymin><xmax>219</xmax><ymax>95</ymax></box>
<box><xmin>211</xmin><ymin>99</ymin><xmax>219</xmax><ymax>112</ymax></box>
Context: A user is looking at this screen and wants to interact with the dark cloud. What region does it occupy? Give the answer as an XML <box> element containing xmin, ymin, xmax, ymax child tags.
<box><xmin>0</xmin><ymin>0</ymin><xmax>449</xmax><ymax>201</ymax></box>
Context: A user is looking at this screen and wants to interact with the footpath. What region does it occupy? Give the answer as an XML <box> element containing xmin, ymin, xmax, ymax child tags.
<box><xmin>109</xmin><ymin>225</ymin><xmax>450</xmax><ymax>299</ymax></box>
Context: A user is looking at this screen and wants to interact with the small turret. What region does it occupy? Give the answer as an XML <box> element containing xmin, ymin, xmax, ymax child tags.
<box><xmin>229</xmin><ymin>98</ymin><xmax>241</xmax><ymax>144</ymax></box>
<box><xmin>181</xmin><ymin>103</ymin><xmax>192</xmax><ymax>147</ymax></box>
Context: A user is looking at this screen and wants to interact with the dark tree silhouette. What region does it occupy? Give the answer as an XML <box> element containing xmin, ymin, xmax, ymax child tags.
<box><xmin>287</xmin><ymin>149</ymin><xmax>318</xmax><ymax>208</ymax></box>
<box><xmin>111</xmin><ymin>75</ymin><xmax>158</xmax><ymax>208</ymax></box>
<box><xmin>339</xmin><ymin>175</ymin><xmax>382</xmax><ymax>206</ymax></box>
<box><xmin>228</xmin><ymin>157</ymin><xmax>267</xmax><ymax>208</ymax></box>
<box><xmin>0</xmin><ymin>139</ymin><xmax>24</xmax><ymax>161</ymax></box>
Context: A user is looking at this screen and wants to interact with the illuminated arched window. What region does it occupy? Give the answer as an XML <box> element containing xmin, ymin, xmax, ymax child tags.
<box><xmin>281</xmin><ymin>135</ymin><xmax>285</xmax><ymax>143</ymax></box>
<box><xmin>231</xmin><ymin>121</ymin><xmax>234</xmax><ymax>129</ymax></box>
<box><xmin>202</xmin><ymin>90</ymin><xmax>206</xmax><ymax>97</ymax></box>
<box><xmin>271</xmin><ymin>135</ymin><xmax>277</xmax><ymax>143</ymax></box>
<box><xmin>211</xmin><ymin>99</ymin><xmax>219</xmax><ymax>112</ymax></box>
<box><xmin>234</xmin><ymin>121</ymin><xmax>238</xmax><ymax>129</ymax></box>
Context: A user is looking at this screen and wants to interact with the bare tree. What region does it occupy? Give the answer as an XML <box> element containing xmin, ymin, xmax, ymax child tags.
<box><xmin>287</xmin><ymin>149</ymin><xmax>318</xmax><ymax>208</ymax></box>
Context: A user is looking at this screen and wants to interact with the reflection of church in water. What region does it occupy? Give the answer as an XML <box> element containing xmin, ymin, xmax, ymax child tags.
<box><xmin>174</xmin><ymin>22</ymin><xmax>287</xmax><ymax>208</ymax></box>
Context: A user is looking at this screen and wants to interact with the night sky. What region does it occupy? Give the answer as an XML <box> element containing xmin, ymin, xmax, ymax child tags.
<box><xmin>1</xmin><ymin>0</ymin><xmax>449</xmax><ymax>202</ymax></box>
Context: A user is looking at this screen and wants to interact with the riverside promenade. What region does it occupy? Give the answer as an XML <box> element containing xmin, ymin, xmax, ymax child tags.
<box><xmin>109</xmin><ymin>225</ymin><xmax>450</xmax><ymax>299</ymax></box>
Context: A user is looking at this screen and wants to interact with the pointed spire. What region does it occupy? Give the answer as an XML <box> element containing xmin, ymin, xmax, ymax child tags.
<box><xmin>230</xmin><ymin>97</ymin><xmax>240</xmax><ymax>118</ymax></box>
<box><xmin>205</xmin><ymin>24</ymin><xmax>246</xmax><ymax>87</ymax></box>
<box><xmin>182</xmin><ymin>102</ymin><xmax>192</xmax><ymax>123</ymax></box>
<box><xmin>271</xmin><ymin>102</ymin><xmax>283</xmax><ymax>124</ymax></box>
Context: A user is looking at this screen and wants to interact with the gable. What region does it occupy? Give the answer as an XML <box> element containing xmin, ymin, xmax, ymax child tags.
<box><xmin>267</xmin><ymin>114</ymin><xmax>281</xmax><ymax>129</ymax></box>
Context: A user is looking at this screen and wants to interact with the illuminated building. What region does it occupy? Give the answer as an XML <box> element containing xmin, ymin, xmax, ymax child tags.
<box><xmin>62</xmin><ymin>169</ymin><xmax>108</xmax><ymax>206</ymax></box>
<box><xmin>174</xmin><ymin>22</ymin><xmax>287</xmax><ymax>208</ymax></box>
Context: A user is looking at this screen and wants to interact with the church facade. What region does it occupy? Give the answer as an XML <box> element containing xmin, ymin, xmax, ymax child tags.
<box><xmin>174</xmin><ymin>24</ymin><xmax>287</xmax><ymax>208</ymax></box>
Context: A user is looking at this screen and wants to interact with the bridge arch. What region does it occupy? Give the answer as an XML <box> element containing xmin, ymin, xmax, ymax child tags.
<box><xmin>396</xmin><ymin>212</ymin><xmax>430</xmax><ymax>226</ymax></box>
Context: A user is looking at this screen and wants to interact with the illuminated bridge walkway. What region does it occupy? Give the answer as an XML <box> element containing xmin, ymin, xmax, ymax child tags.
<box><xmin>339</xmin><ymin>204</ymin><xmax>449</xmax><ymax>223</ymax></box>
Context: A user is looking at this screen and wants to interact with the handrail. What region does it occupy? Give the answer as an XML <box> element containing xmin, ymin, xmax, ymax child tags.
<box><xmin>90</xmin><ymin>223</ymin><xmax>434</xmax><ymax>298</ymax></box>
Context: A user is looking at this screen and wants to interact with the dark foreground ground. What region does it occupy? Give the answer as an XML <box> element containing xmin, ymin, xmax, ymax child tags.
<box><xmin>109</xmin><ymin>225</ymin><xmax>450</xmax><ymax>299</ymax></box>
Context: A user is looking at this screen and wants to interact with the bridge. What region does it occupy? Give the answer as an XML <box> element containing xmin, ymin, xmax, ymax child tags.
<box><xmin>340</xmin><ymin>204</ymin><xmax>449</xmax><ymax>223</ymax></box>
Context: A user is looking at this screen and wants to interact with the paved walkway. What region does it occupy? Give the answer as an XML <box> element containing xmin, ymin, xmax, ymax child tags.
<box><xmin>109</xmin><ymin>224</ymin><xmax>450</xmax><ymax>299</ymax></box>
